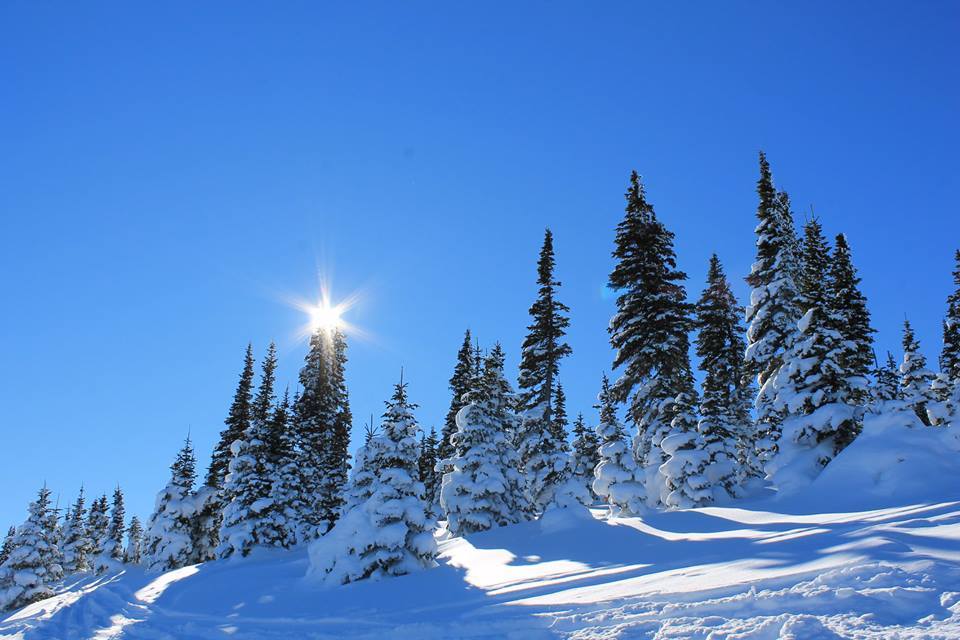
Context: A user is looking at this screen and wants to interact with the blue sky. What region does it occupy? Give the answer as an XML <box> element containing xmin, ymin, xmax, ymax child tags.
<box><xmin>1</xmin><ymin>2</ymin><xmax>958</xmax><ymax>528</ymax></box>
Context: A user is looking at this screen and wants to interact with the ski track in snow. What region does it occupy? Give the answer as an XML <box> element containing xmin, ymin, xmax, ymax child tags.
<box><xmin>1</xmin><ymin>501</ymin><xmax>959</xmax><ymax>639</ymax></box>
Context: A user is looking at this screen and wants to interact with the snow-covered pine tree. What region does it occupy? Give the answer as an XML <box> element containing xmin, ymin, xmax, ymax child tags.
<box><xmin>86</xmin><ymin>494</ymin><xmax>110</xmax><ymax>571</ymax></box>
<box><xmin>321</xmin><ymin>329</ymin><xmax>353</xmax><ymax>530</ymax></box>
<box><xmin>829</xmin><ymin>233</ymin><xmax>875</xmax><ymax>412</ymax></box>
<box><xmin>208</xmin><ymin>344</ymin><xmax>256</xmax><ymax>489</ymax></box>
<box><xmin>264</xmin><ymin>388</ymin><xmax>300</xmax><ymax>548</ymax></box>
<box><xmin>550</xmin><ymin>384</ymin><xmax>571</xmax><ymax>451</ymax></box>
<box><xmin>607</xmin><ymin>171</ymin><xmax>697</xmax><ymax>508</ymax></box>
<box><xmin>218</xmin><ymin>343</ymin><xmax>278</xmax><ymax>557</ymax></box>
<box><xmin>0</xmin><ymin>486</ymin><xmax>63</xmax><ymax>612</ymax></box>
<box><xmin>900</xmin><ymin>320</ymin><xmax>939</xmax><ymax>426</ymax></box>
<box><xmin>0</xmin><ymin>527</ymin><xmax>14</xmax><ymax>568</ymax></box>
<box><xmin>440</xmin><ymin>346</ymin><xmax>529</xmax><ymax>535</ymax></box>
<box><xmin>691</xmin><ymin>254</ymin><xmax>747</xmax><ymax>502</ymax></box>
<box><xmin>417</xmin><ymin>427</ymin><xmax>440</xmax><ymax>512</ymax></box>
<box><xmin>768</xmin><ymin>219</ymin><xmax>857</xmax><ymax>486</ymax></box>
<box><xmin>106</xmin><ymin>486</ymin><xmax>126</xmax><ymax>564</ymax></box>
<box><xmin>571</xmin><ymin>413</ymin><xmax>600</xmax><ymax>500</ymax></box>
<box><xmin>871</xmin><ymin>352</ymin><xmax>902</xmax><ymax>409</ymax></box>
<box><xmin>516</xmin><ymin>229</ymin><xmax>574</xmax><ymax>514</ymax></box>
<box><xmin>294</xmin><ymin>327</ymin><xmax>340</xmax><ymax>540</ymax></box>
<box><xmin>342</xmin><ymin>418</ymin><xmax>384</xmax><ymax>513</ymax></box>
<box><xmin>61</xmin><ymin>488</ymin><xmax>91</xmax><ymax>574</ymax></box>
<box><xmin>315</xmin><ymin>378</ymin><xmax>437</xmax><ymax>584</ymax></box>
<box><xmin>144</xmin><ymin>436</ymin><xmax>197</xmax><ymax>572</ymax></box>
<box><xmin>744</xmin><ymin>153</ymin><xmax>802</xmax><ymax>471</ymax></box>
<box><xmin>124</xmin><ymin>516</ymin><xmax>143</xmax><ymax>565</ymax></box>
<box><xmin>941</xmin><ymin>250</ymin><xmax>960</xmax><ymax>389</ymax></box>
<box><xmin>438</xmin><ymin>330</ymin><xmax>475</xmax><ymax>464</ymax></box>
<box><xmin>592</xmin><ymin>374</ymin><xmax>645</xmax><ymax>516</ymax></box>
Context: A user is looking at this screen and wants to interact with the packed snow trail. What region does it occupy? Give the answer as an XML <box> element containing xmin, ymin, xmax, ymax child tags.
<box><xmin>2</xmin><ymin>419</ymin><xmax>959</xmax><ymax>638</ymax></box>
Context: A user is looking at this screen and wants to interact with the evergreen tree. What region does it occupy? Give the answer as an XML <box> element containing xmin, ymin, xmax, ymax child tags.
<box><xmin>550</xmin><ymin>384</ymin><xmax>570</xmax><ymax>450</ymax></box>
<box><xmin>314</xmin><ymin>378</ymin><xmax>437</xmax><ymax>584</ymax></box>
<box><xmin>87</xmin><ymin>494</ymin><xmax>110</xmax><ymax>571</ymax></box>
<box><xmin>218</xmin><ymin>344</ymin><xmax>278</xmax><ymax>557</ymax></box>
<box><xmin>0</xmin><ymin>527</ymin><xmax>14</xmax><ymax>568</ymax></box>
<box><xmin>828</xmin><ymin>233</ymin><xmax>875</xmax><ymax>406</ymax></box>
<box><xmin>592</xmin><ymin>375</ymin><xmax>645</xmax><ymax>516</ymax></box>
<box><xmin>872</xmin><ymin>352</ymin><xmax>902</xmax><ymax>406</ymax></box>
<box><xmin>342</xmin><ymin>419</ymin><xmax>385</xmax><ymax>514</ymax></box>
<box><xmin>941</xmin><ymin>250</ymin><xmax>960</xmax><ymax>387</ymax></box>
<box><xmin>900</xmin><ymin>320</ymin><xmax>939</xmax><ymax>426</ymax></box>
<box><xmin>207</xmin><ymin>344</ymin><xmax>255</xmax><ymax>489</ymax></box>
<box><xmin>438</xmin><ymin>330</ymin><xmax>475</xmax><ymax>464</ymax></box>
<box><xmin>107</xmin><ymin>486</ymin><xmax>126</xmax><ymax>563</ymax></box>
<box><xmin>417</xmin><ymin>427</ymin><xmax>440</xmax><ymax>509</ymax></box>
<box><xmin>692</xmin><ymin>255</ymin><xmax>747</xmax><ymax>502</ymax></box>
<box><xmin>61</xmin><ymin>488</ymin><xmax>91</xmax><ymax>574</ymax></box>
<box><xmin>441</xmin><ymin>346</ymin><xmax>529</xmax><ymax>535</ymax></box>
<box><xmin>124</xmin><ymin>516</ymin><xmax>144</xmax><ymax>565</ymax></box>
<box><xmin>264</xmin><ymin>388</ymin><xmax>300</xmax><ymax>548</ymax></box>
<box><xmin>144</xmin><ymin>436</ymin><xmax>197</xmax><ymax>572</ymax></box>
<box><xmin>571</xmin><ymin>413</ymin><xmax>600</xmax><ymax>500</ymax></box>
<box><xmin>321</xmin><ymin>329</ymin><xmax>353</xmax><ymax>530</ymax></box>
<box><xmin>607</xmin><ymin>171</ymin><xmax>697</xmax><ymax>507</ymax></box>
<box><xmin>744</xmin><ymin>153</ymin><xmax>802</xmax><ymax>469</ymax></box>
<box><xmin>0</xmin><ymin>486</ymin><xmax>63</xmax><ymax>612</ymax></box>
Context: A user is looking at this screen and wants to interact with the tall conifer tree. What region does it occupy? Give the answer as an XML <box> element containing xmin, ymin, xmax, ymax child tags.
<box><xmin>61</xmin><ymin>488</ymin><xmax>91</xmax><ymax>574</ymax></box>
<box><xmin>439</xmin><ymin>330</ymin><xmax>475</xmax><ymax>464</ymax></box>
<box><xmin>0</xmin><ymin>486</ymin><xmax>62</xmax><ymax>612</ymax></box>
<box><xmin>940</xmin><ymin>250</ymin><xmax>960</xmax><ymax>387</ymax></box>
<box><xmin>828</xmin><ymin>234</ymin><xmax>875</xmax><ymax>407</ymax></box>
<box><xmin>107</xmin><ymin>486</ymin><xmax>126</xmax><ymax>563</ymax></box>
<box><xmin>207</xmin><ymin>344</ymin><xmax>255</xmax><ymax>488</ymax></box>
<box><xmin>900</xmin><ymin>320</ymin><xmax>938</xmax><ymax>426</ymax></box>
<box><xmin>144</xmin><ymin>436</ymin><xmax>197</xmax><ymax>572</ymax></box>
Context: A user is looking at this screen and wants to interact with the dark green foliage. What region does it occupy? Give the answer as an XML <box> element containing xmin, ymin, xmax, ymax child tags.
<box><xmin>108</xmin><ymin>486</ymin><xmax>126</xmax><ymax>562</ymax></box>
<box><xmin>829</xmin><ymin>234</ymin><xmax>875</xmax><ymax>404</ymax></box>
<box><xmin>417</xmin><ymin>427</ymin><xmax>440</xmax><ymax>506</ymax></box>
<box><xmin>439</xmin><ymin>330</ymin><xmax>475</xmax><ymax>463</ymax></box>
<box><xmin>207</xmin><ymin>344</ymin><xmax>255</xmax><ymax>488</ymax></box>
<box><xmin>941</xmin><ymin>250</ymin><xmax>960</xmax><ymax>384</ymax></box>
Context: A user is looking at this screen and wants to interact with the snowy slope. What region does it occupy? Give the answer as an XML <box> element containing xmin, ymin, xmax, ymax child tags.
<box><xmin>3</xmin><ymin>420</ymin><xmax>959</xmax><ymax>639</ymax></box>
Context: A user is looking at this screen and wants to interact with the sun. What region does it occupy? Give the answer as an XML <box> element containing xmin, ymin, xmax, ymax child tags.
<box><xmin>309</xmin><ymin>302</ymin><xmax>344</xmax><ymax>331</ymax></box>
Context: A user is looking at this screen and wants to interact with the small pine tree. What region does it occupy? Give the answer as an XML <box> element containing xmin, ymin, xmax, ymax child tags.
<box><xmin>314</xmin><ymin>377</ymin><xmax>437</xmax><ymax>584</ymax></box>
<box><xmin>592</xmin><ymin>375</ymin><xmax>645</xmax><ymax>516</ymax></box>
<box><xmin>417</xmin><ymin>427</ymin><xmax>440</xmax><ymax>510</ymax></box>
<box><xmin>870</xmin><ymin>352</ymin><xmax>902</xmax><ymax>412</ymax></box>
<box><xmin>208</xmin><ymin>344</ymin><xmax>256</xmax><ymax>489</ymax></box>
<box><xmin>144</xmin><ymin>436</ymin><xmax>197</xmax><ymax>572</ymax></box>
<box><xmin>900</xmin><ymin>320</ymin><xmax>939</xmax><ymax>426</ymax></box>
<box><xmin>87</xmin><ymin>495</ymin><xmax>110</xmax><ymax>571</ymax></box>
<box><xmin>570</xmin><ymin>413</ymin><xmax>600</xmax><ymax>500</ymax></box>
<box><xmin>828</xmin><ymin>234</ymin><xmax>875</xmax><ymax>407</ymax></box>
<box><xmin>550</xmin><ymin>384</ymin><xmax>571</xmax><ymax>451</ymax></box>
<box><xmin>0</xmin><ymin>486</ymin><xmax>63</xmax><ymax>612</ymax></box>
<box><xmin>342</xmin><ymin>418</ymin><xmax>385</xmax><ymax>513</ymax></box>
<box><xmin>61</xmin><ymin>488</ymin><xmax>91</xmax><ymax>574</ymax></box>
<box><xmin>107</xmin><ymin>486</ymin><xmax>126</xmax><ymax>563</ymax></box>
<box><xmin>438</xmin><ymin>330</ymin><xmax>475</xmax><ymax>465</ymax></box>
<box><xmin>0</xmin><ymin>527</ymin><xmax>15</xmax><ymax>567</ymax></box>
<box><xmin>940</xmin><ymin>250</ymin><xmax>960</xmax><ymax>387</ymax></box>
<box><xmin>265</xmin><ymin>388</ymin><xmax>301</xmax><ymax>548</ymax></box>
<box><xmin>608</xmin><ymin>171</ymin><xmax>697</xmax><ymax>507</ymax></box>
<box><xmin>124</xmin><ymin>516</ymin><xmax>144</xmax><ymax>565</ymax></box>
<box><xmin>441</xmin><ymin>346</ymin><xmax>530</xmax><ymax>535</ymax></box>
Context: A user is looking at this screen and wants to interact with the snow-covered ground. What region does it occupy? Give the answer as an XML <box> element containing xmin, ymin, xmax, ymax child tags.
<box><xmin>3</xmin><ymin>418</ymin><xmax>959</xmax><ymax>639</ymax></box>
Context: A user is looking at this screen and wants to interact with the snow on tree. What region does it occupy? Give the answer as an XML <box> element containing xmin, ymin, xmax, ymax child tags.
<box><xmin>263</xmin><ymin>388</ymin><xmax>301</xmax><ymax>549</ymax></box>
<box><xmin>417</xmin><ymin>427</ymin><xmax>440</xmax><ymax>512</ymax></box>
<box><xmin>940</xmin><ymin>249</ymin><xmax>960</xmax><ymax>389</ymax></box>
<box><xmin>0</xmin><ymin>486</ymin><xmax>63</xmax><ymax>612</ymax></box>
<box><xmin>144</xmin><ymin>436</ymin><xmax>197</xmax><ymax>572</ymax></box>
<box><xmin>105</xmin><ymin>486</ymin><xmax>126</xmax><ymax>565</ymax></box>
<box><xmin>87</xmin><ymin>494</ymin><xmax>110</xmax><ymax>572</ymax></box>
<box><xmin>438</xmin><ymin>330</ymin><xmax>475</xmax><ymax>467</ymax></box>
<box><xmin>571</xmin><ymin>413</ymin><xmax>600</xmax><ymax>500</ymax></box>
<box><xmin>744</xmin><ymin>153</ymin><xmax>802</xmax><ymax>470</ymax></box>
<box><xmin>516</xmin><ymin>229</ymin><xmax>575</xmax><ymax>514</ymax></box>
<box><xmin>870</xmin><ymin>352</ymin><xmax>903</xmax><ymax>413</ymax></box>
<box><xmin>310</xmin><ymin>377</ymin><xmax>437</xmax><ymax>585</ymax></box>
<box><xmin>124</xmin><ymin>516</ymin><xmax>144</xmax><ymax>565</ymax></box>
<box><xmin>341</xmin><ymin>419</ymin><xmax>387</xmax><ymax>514</ymax></box>
<box><xmin>691</xmin><ymin>254</ymin><xmax>748</xmax><ymax>502</ymax></box>
<box><xmin>440</xmin><ymin>345</ymin><xmax>530</xmax><ymax>535</ymax></box>
<box><xmin>61</xmin><ymin>488</ymin><xmax>91</xmax><ymax>574</ymax></box>
<box><xmin>218</xmin><ymin>343</ymin><xmax>279</xmax><ymax>558</ymax></box>
<box><xmin>829</xmin><ymin>234</ymin><xmax>875</xmax><ymax>408</ymax></box>
<box><xmin>0</xmin><ymin>527</ymin><xmax>14</xmax><ymax>568</ymax></box>
<box><xmin>592</xmin><ymin>374</ymin><xmax>645</xmax><ymax>516</ymax></box>
<box><xmin>900</xmin><ymin>320</ymin><xmax>940</xmax><ymax>426</ymax></box>
<box><xmin>607</xmin><ymin>171</ymin><xmax>698</xmax><ymax>508</ymax></box>
<box><xmin>323</xmin><ymin>329</ymin><xmax>353</xmax><ymax>529</ymax></box>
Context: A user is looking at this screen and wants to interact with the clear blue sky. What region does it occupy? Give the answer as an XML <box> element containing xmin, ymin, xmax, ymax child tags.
<box><xmin>1</xmin><ymin>2</ymin><xmax>958</xmax><ymax>528</ymax></box>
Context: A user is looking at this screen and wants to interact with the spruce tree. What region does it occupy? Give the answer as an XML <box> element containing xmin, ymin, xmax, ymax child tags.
<box><xmin>264</xmin><ymin>388</ymin><xmax>300</xmax><ymax>548</ymax></box>
<box><xmin>828</xmin><ymin>233</ymin><xmax>875</xmax><ymax>406</ymax></box>
<box><xmin>872</xmin><ymin>352</ymin><xmax>902</xmax><ymax>407</ymax></box>
<box><xmin>124</xmin><ymin>516</ymin><xmax>144</xmax><ymax>565</ymax></box>
<box><xmin>941</xmin><ymin>250</ymin><xmax>960</xmax><ymax>387</ymax></box>
<box><xmin>0</xmin><ymin>527</ymin><xmax>14</xmax><ymax>568</ymax></box>
<box><xmin>144</xmin><ymin>436</ymin><xmax>197</xmax><ymax>572</ymax></box>
<box><xmin>0</xmin><ymin>486</ymin><xmax>63</xmax><ymax>612</ymax></box>
<box><xmin>61</xmin><ymin>488</ymin><xmax>91</xmax><ymax>574</ymax></box>
<box><xmin>417</xmin><ymin>427</ymin><xmax>440</xmax><ymax>509</ymax></box>
<box><xmin>342</xmin><ymin>419</ymin><xmax>385</xmax><ymax>514</ymax></box>
<box><xmin>608</xmin><ymin>171</ymin><xmax>697</xmax><ymax>507</ymax></box>
<box><xmin>592</xmin><ymin>375</ymin><xmax>645</xmax><ymax>516</ymax></box>
<box><xmin>441</xmin><ymin>346</ymin><xmax>529</xmax><ymax>535</ymax></box>
<box><xmin>219</xmin><ymin>344</ymin><xmax>278</xmax><ymax>557</ymax></box>
<box><xmin>693</xmin><ymin>255</ymin><xmax>747</xmax><ymax>502</ymax></box>
<box><xmin>744</xmin><ymin>153</ymin><xmax>802</xmax><ymax>469</ymax></box>
<box><xmin>321</xmin><ymin>329</ymin><xmax>353</xmax><ymax>530</ymax></box>
<box><xmin>571</xmin><ymin>413</ymin><xmax>600</xmax><ymax>500</ymax></box>
<box><xmin>207</xmin><ymin>344</ymin><xmax>255</xmax><ymax>489</ymax></box>
<box><xmin>87</xmin><ymin>494</ymin><xmax>110</xmax><ymax>570</ymax></box>
<box><xmin>318</xmin><ymin>378</ymin><xmax>437</xmax><ymax>584</ymax></box>
<box><xmin>550</xmin><ymin>384</ymin><xmax>570</xmax><ymax>450</ymax></box>
<box><xmin>900</xmin><ymin>320</ymin><xmax>938</xmax><ymax>426</ymax></box>
<box><xmin>107</xmin><ymin>486</ymin><xmax>126</xmax><ymax>563</ymax></box>
<box><xmin>438</xmin><ymin>330</ymin><xmax>475</xmax><ymax>464</ymax></box>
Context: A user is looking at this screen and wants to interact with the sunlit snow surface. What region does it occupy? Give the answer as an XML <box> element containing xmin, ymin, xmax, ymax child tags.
<box><xmin>2</xmin><ymin>419</ymin><xmax>959</xmax><ymax>638</ymax></box>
